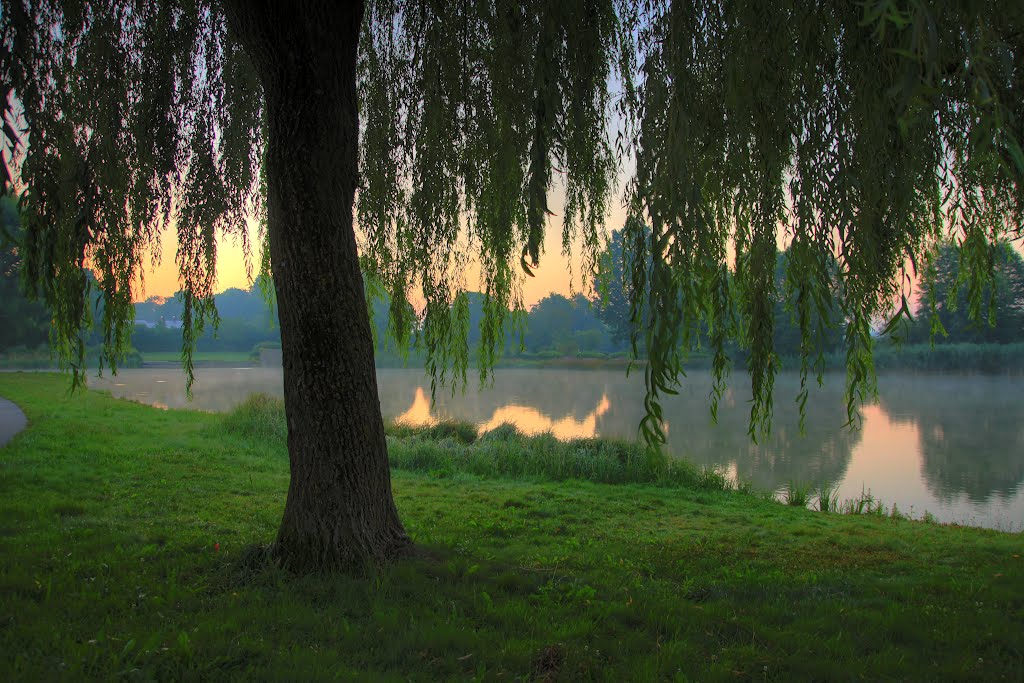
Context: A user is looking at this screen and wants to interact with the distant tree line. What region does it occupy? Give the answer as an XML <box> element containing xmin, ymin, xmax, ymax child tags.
<box><xmin>131</xmin><ymin>280</ymin><xmax>280</xmax><ymax>355</ymax></box>
<box><xmin>4</xmin><ymin>198</ymin><xmax>1022</xmax><ymax>363</ymax></box>
<box><xmin>903</xmin><ymin>242</ymin><xmax>1024</xmax><ymax>346</ymax></box>
<box><xmin>591</xmin><ymin>225</ymin><xmax>848</xmax><ymax>366</ymax></box>
<box><xmin>122</xmin><ymin>278</ymin><xmax>616</xmax><ymax>360</ymax></box>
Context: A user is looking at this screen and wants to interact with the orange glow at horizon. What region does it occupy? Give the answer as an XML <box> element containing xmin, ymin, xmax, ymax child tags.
<box><xmin>133</xmin><ymin>223</ymin><xmax>259</xmax><ymax>302</ymax></box>
<box><xmin>133</xmin><ymin>186</ymin><xmax>631</xmax><ymax>309</ymax></box>
<box><xmin>135</xmin><ymin>223</ymin><xmax>610</xmax><ymax>308</ymax></box>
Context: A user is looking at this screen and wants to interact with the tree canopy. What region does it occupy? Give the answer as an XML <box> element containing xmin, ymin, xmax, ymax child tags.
<box><xmin>6</xmin><ymin>0</ymin><xmax>1020</xmax><ymax>442</ymax></box>
<box><xmin>3</xmin><ymin>0</ymin><xmax>1024</xmax><ymax>570</ymax></box>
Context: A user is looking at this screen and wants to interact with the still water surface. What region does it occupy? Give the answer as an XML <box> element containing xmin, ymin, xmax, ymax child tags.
<box><xmin>91</xmin><ymin>367</ymin><xmax>1024</xmax><ymax>531</ymax></box>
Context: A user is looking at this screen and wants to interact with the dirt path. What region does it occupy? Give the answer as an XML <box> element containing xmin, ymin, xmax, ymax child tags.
<box><xmin>0</xmin><ymin>396</ymin><xmax>27</xmax><ymax>448</ymax></box>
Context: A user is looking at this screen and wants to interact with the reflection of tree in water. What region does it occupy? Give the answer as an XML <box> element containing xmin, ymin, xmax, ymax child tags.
<box><xmin>877</xmin><ymin>375</ymin><xmax>1024</xmax><ymax>504</ymax></box>
<box><xmin>663</xmin><ymin>373</ymin><xmax>859</xmax><ymax>491</ymax></box>
<box><xmin>377</xmin><ymin>369</ymin><xmax>618</xmax><ymax>427</ymax></box>
<box><xmin>477</xmin><ymin>394</ymin><xmax>611</xmax><ymax>439</ymax></box>
<box><xmin>392</xmin><ymin>384</ymin><xmax>612</xmax><ymax>439</ymax></box>
<box><xmin>379</xmin><ymin>369</ymin><xmax>862</xmax><ymax>492</ymax></box>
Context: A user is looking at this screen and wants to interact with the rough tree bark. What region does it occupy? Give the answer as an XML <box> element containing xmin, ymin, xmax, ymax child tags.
<box><xmin>223</xmin><ymin>0</ymin><xmax>410</xmax><ymax>570</ymax></box>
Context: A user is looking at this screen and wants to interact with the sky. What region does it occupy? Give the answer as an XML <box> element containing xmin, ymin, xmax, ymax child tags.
<box><xmin>133</xmin><ymin>188</ymin><xmax>1023</xmax><ymax>314</ymax></box>
<box><xmin>134</xmin><ymin>186</ymin><xmax>632</xmax><ymax>310</ymax></box>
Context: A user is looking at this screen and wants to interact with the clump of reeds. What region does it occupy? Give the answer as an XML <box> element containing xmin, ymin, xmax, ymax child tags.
<box><xmin>783</xmin><ymin>481</ymin><xmax>812</xmax><ymax>508</ymax></box>
<box><xmin>223</xmin><ymin>393</ymin><xmax>287</xmax><ymax>442</ymax></box>
<box><xmin>840</xmin><ymin>486</ymin><xmax>885</xmax><ymax>516</ymax></box>
<box><xmin>816</xmin><ymin>482</ymin><xmax>840</xmax><ymax>513</ymax></box>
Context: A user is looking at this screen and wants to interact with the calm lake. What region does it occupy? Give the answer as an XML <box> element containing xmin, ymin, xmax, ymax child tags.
<box><xmin>90</xmin><ymin>367</ymin><xmax>1024</xmax><ymax>531</ymax></box>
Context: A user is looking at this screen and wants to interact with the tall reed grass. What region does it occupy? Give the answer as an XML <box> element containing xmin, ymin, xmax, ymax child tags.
<box><xmin>816</xmin><ymin>482</ymin><xmax>840</xmax><ymax>513</ymax></box>
<box><xmin>223</xmin><ymin>395</ymin><xmax>739</xmax><ymax>492</ymax></box>
<box><xmin>221</xmin><ymin>394</ymin><xmax>943</xmax><ymax>523</ymax></box>
<box><xmin>783</xmin><ymin>481</ymin><xmax>813</xmax><ymax>507</ymax></box>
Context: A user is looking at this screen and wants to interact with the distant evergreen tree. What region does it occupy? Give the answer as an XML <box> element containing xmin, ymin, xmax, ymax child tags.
<box><xmin>593</xmin><ymin>219</ymin><xmax>652</xmax><ymax>349</ymax></box>
<box><xmin>909</xmin><ymin>242</ymin><xmax>1024</xmax><ymax>345</ymax></box>
<box><xmin>0</xmin><ymin>196</ymin><xmax>51</xmax><ymax>351</ymax></box>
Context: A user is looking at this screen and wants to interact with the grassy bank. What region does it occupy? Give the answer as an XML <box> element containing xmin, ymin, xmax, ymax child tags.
<box><xmin>0</xmin><ymin>347</ymin><xmax>143</xmax><ymax>370</ymax></box>
<box><xmin>0</xmin><ymin>373</ymin><xmax>1021</xmax><ymax>680</ymax></box>
<box><xmin>228</xmin><ymin>393</ymin><xmax>731</xmax><ymax>490</ymax></box>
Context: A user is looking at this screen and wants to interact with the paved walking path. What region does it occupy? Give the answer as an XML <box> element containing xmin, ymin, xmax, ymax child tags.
<box><xmin>0</xmin><ymin>396</ymin><xmax>27</xmax><ymax>448</ymax></box>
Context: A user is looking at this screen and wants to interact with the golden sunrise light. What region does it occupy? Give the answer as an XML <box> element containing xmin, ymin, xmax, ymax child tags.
<box><xmin>133</xmin><ymin>224</ymin><xmax>257</xmax><ymax>302</ymax></box>
<box><xmin>135</xmin><ymin>186</ymin><xmax>632</xmax><ymax>309</ymax></box>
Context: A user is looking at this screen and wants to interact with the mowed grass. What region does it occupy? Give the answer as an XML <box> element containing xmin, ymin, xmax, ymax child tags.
<box><xmin>0</xmin><ymin>373</ymin><xmax>1021</xmax><ymax>680</ymax></box>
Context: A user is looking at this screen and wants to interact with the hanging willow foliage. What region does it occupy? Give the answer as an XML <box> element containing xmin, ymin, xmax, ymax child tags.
<box><xmin>622</xmin><ymin>0</ymin><xmax>1023</xmax><ymax>440</ymax></box>
<box><xmin>0</xmin><ymin>0</ymin><xmax>263</xmax><ymax>388</ymax></box>
<box><xmin>357</xmin><ymin>0</ymin><xmax>620</xmax><ymax>395</ymax></box>
<box><xmin>358</xmin><ymin>0</ymin><xmax>1024</xmax><ymax>441</ymax></box>
<box><xmin>2</xmin><ymin>0</ymin><xmax>1022</xmax><ymax>442</ymax></box>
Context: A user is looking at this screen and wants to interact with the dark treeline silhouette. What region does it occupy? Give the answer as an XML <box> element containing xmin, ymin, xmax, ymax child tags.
<box><xmin>131</xmin><ymin>281</ymin><xmax>622</xmax><ymax>360</ymax></box>
<box><xmin>5</xmin><ymin>201</ymin><xmax>1021</xmax><ymax>368</ymax></box>
<box><xmin>0</xmin><ymin>195</ymin><xmax>50</xmax><ymax>352</ymax></box>
<box><xmin>904</xmin><ymin>242</ymin><xmax>1024</xmax><ymax>346</ymax></box>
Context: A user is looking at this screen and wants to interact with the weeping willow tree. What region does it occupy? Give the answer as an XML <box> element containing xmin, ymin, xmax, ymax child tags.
<box><xmin>2</xmin><ymin>0</ymin><xmax>1021</xmax><ymax>570</ymax></box>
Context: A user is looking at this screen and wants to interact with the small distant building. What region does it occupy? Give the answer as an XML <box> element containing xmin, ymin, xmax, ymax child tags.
<box><xmin>136</xmin><ymin>317</ymin><xmax>184</xmax><ymax>329</ymax></box>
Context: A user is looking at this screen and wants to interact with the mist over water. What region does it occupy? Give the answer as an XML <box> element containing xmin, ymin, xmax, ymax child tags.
<box><xmin>93</xmin><ymin>367</ymin><xmax>1024</xmax><ymax>531</ymax></box>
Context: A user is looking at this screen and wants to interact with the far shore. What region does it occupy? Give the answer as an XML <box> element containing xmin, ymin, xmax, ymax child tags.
<box><xmin>2</xmin><ymin>340</ymin><xmax>1022</xmax><ymax>374</ymax></box>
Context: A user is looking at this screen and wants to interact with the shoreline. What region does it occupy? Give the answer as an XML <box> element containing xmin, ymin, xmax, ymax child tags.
<box><xmin>0</xmin><ymin>372</ymin><xmax>1020</xmax><ymax>680</ymax></box>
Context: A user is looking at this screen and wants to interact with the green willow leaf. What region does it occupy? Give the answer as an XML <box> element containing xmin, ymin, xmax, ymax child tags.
<box><xmin>2</xmin><ymin>0</ymin><xmax>1021</xmax><ymax>446</ymax></box>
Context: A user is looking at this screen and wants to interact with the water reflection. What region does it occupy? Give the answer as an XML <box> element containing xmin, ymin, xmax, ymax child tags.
<box><xmin>378</xmin><ymin>369</ymin><xmax>616</xmax><ymax>430</ymax></box>
<box><xmin>92</xmin><ymin>367</ymin><xmax>282</xmax><ymax>412</ymax></box>
<box><xmin>877</xmin><ymin>375</ymin><xmax>1024</xmax><ymax>504</ymax></box>
<box><xmin>626</xmin><ymin>376</ymin><xmax>862</xmax><ymax>493</ymax></box>
<box><xmin>89</xmin><ymin>367</ymin><xmax>1024</xmax><ymax>529</ymax></box>
<box><xmin>480</xmin><ymin>394</ymin><xmax>611</xmax><ymax>439</ymax></box>
<box><xmin>394</xmin><ymin>386</ymin><xmax>433</xmax><ymax>425</ymax></box>
<box><xmin>394</xmin><ymin>385</ymin><xmax>612</xmax><ymax>439</ymax></box>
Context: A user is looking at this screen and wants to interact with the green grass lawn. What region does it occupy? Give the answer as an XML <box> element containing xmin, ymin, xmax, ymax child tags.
<box><xmin>0</xmin><ymin>373</ymin><xmax>1021</xmax><ymax>680</ymax></box>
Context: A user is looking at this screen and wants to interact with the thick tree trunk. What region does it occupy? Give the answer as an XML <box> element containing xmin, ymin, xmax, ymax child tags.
<box><xmin>223</xmin><ymin>0</ymin><xmax>410</xmax><ymax>570</ymax></box>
